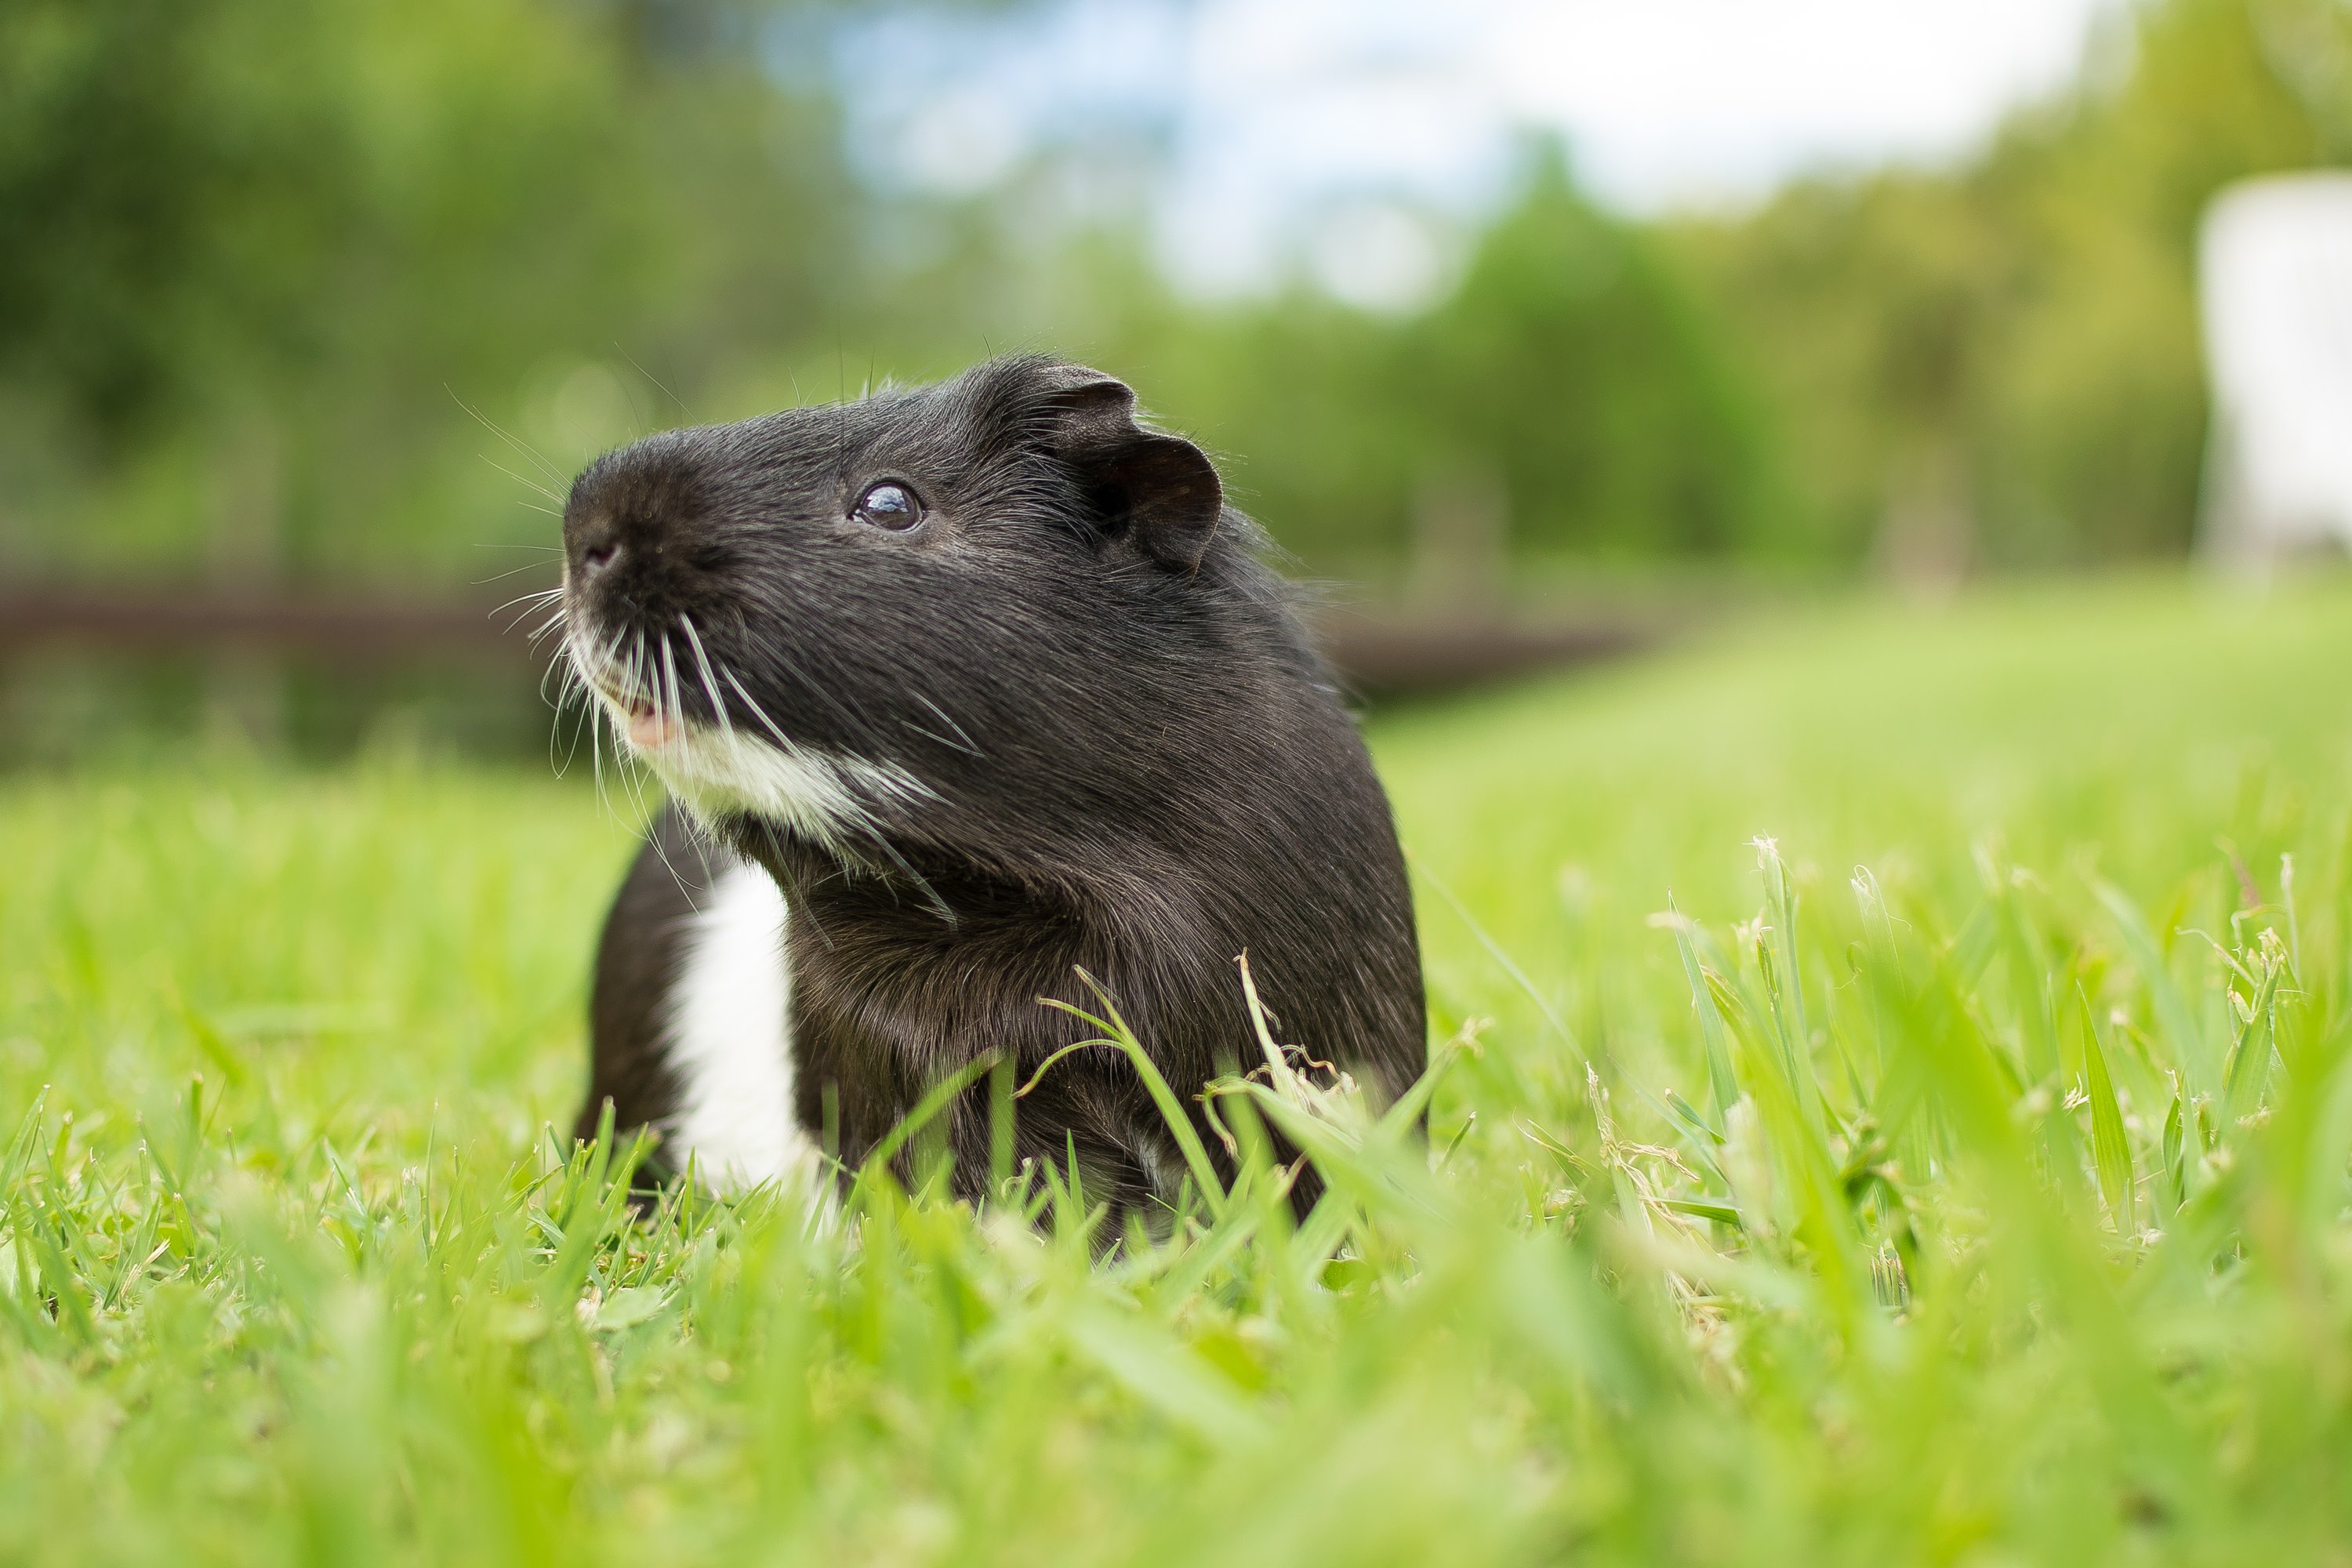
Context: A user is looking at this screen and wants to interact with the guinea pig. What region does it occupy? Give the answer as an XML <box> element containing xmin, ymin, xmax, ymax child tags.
<box><xmin>559</xmin><ymin>354</ymin><xmax>1424</xmax><ymax>1225</ymax></box>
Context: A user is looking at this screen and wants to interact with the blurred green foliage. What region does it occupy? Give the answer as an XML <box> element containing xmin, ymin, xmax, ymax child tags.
<box><xmin>1091</xmin><ymin>157</ymin><xmax>1793</xmax><ymax>575</ymax></box>
<box><xmin>1672</xmin><ymin>0</ymin><xmax>2352</xmax><ymax>567</ymax></box>
<box><xmin>0</xmin><ymin>0</ymin><xmax>862</xmax><ymax>583</ymax></box>
<box><xmin>1123</xmin><ymin>0</ymin><xmax>2352</xmax><ymax>574</ymax></box>
<box><xmin>0</xmin><ymin>0</ymin><xmax>2347</xmax><ymax>585</ymax></box>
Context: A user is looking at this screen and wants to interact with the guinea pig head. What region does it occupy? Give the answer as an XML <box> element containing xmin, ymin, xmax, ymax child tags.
<box><xmin>559</xmin><ymin>355</ymin><xmax>1238</xmax><ymax>877</ymax></box>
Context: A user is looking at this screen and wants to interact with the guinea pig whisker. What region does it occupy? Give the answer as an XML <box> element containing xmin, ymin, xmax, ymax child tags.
<box><xmin>557</xmin><ymin>648</ymin><xmax>597</xmax><ymax>720</ymax></box>
<box><xmin>452</xmin><ymin>391</ymin><xmax>568</xmax><ymax>487</ymax></box>
<box><xmin>659</xmin><ymin>631</ymin><xmax>685</xmax><ymax>733</ymax></box>
<box><xmin>633</xmin><ymin>782</ymin><xmax>704</xmax><ymax>908</ymax></box>
<box><xmin>732</xmin><ymin>619</ymin><xmax>870</xmax><ymax>741</ymax></box>
<box><xmin>599</xmin><ymin>626</ymin><xmax>659</xmax><ymax>818</ymax></box>
<box><xmin>720</xmin><ymin>668</ymin><xmax>797</xmax><ymax>754</ymax></box>
<box><xmin>898</xmin><ymin>719</ymin><xmax>974</xmax><ymax>757</ymax></box>
<box><xmin>475</xmin><ymin>561</ymin><xmax>559</xmax><ymax>588</ymax></box>
<box><xmin>909</xmin><ymin>691</ymin><xmax>982</xmax><ymax>758</ymax></box>
<box><xmin>618</xmin><ymin>729</ymin><xmax>657</xmax><ymax>828</ymax></box>
<box><xmin>521</xmin><ymin>601</ymin><xmax>570</xmax><ymax>644</ymax></box>
<box><xmin>864</xmin><ymin>833</ymin><xmax>953</xmax><ymax>924</ymax></box>
<box><xmin>548</xmin><ymin>661</ymin><xmax>591</xmax><ymax>779</ymax></box>
<box><xmin>677</xmin><ymin>612</ymin><xmax>735</xmax><ymax>739</ymax></box>
<box><xmin>514</xmin><ymin>607</ymin><xmax>566</xmax><ymax>640</ymax></box>
<box><xmin>477</xmin><ymin>453</ymin><xmax>562</xmax><ymax>504</ymax></box>
<box><xmin>586</xmin><ymin>688</ymin><xmax>612</xmax><ymax>815</ymax></box>
<box><xmin>539</xmin><ymin>645</ymin><xmax>579</xmax><ymax>710</ymax></box>
<box><xmin>492</xmin><ymin>584</ymin><xmax>564</xmax><ymax>619</ymax></box>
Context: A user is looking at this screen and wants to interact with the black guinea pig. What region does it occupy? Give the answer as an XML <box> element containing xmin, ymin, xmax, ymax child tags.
<box><xmin>559</xmin><ymin>354</ymin><xmax>1424</xmax><ymax>1224</ymax></box>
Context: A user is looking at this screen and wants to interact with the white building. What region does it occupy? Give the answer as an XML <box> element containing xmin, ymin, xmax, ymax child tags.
<box><xmin>2199</xmin><ymin>173</ymin><xmax>2352</xmax><ymax>565</ymax></box>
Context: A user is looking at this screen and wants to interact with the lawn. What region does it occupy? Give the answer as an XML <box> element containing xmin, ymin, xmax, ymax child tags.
<box><xmin>3</xmin><ymin>575</ymin><xmax>2350</xmax><ymax>1565</ymax></box>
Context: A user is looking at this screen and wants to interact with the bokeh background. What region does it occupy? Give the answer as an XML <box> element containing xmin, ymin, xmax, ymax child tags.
<box><xmin>2</xmin><ymin>0</ymin><xmax>2347</xmax><ymax>760</ymax></box>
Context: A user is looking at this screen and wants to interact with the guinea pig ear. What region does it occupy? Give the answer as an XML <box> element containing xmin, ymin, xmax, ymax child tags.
<box><xmin>1037</xmin><ymin>368</ymin><xmax>1223</xmax><ymax>572</ymax></box>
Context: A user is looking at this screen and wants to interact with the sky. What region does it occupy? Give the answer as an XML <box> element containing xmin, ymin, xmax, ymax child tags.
<box><xmin>840</xmin><ymin>0</ymin><xmax>2123</xmax><ymax>303</ymax></box>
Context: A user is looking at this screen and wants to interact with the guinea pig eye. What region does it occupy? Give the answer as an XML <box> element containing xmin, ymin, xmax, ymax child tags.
<box><xmin>851</xmin><ymin>481</ymin><xmax>924</xmax><ymax>532</ymax></box>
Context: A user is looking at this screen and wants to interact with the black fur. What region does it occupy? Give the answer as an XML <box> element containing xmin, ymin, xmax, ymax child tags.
<box><xmin>577</xmin><ymin>807</ymin><xmax>721</xmax><ymax>1159</ymax></box>
<box><xmin>563</xmin><ymin>356</ymin><xmax>1425</xmax><ymax>1221</ymax></box>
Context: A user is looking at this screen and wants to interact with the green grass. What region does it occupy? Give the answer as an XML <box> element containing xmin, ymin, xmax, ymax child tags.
<box><xmin>6</xmin><ymin>575</ymin><xmax>2352</xmax><ymax>1565</ymax></box>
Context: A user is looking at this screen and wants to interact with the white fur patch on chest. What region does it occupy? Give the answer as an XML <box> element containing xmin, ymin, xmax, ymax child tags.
<box><xmin>662</xmin><ymin>860</ymin><xmax>815</xmax><ymax>1190</ymax></box>
<box><xmin>648</xmin><ymin>719</ymin><xmax>933</xmax><ymax>853</ymax></box>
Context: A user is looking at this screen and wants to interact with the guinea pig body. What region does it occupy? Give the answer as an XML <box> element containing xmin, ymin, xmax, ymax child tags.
<box><xmin>561</xmin><ymin>355</ymin><xmax>1423</xmax><ymax>1222</ymax></box>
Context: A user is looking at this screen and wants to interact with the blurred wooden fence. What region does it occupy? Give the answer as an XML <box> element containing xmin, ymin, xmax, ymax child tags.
<box><xmin>0</xmin><ymin>588</ymin><xmax>1655</xmax><ymax>703</ymax></box>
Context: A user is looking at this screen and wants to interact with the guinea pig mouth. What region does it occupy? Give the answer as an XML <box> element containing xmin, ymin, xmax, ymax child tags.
<box><xmin>622</xmin><ymin>697</ymin><xmax>680</xmax><ymax>750</ymax></box>
<box><xmin>591</xmin><ymin>678</ymin><xmax>682</xmax><ymax>750</ymax></box>
<box><xmin>622</xmin><ymin>696</ymin><xmax>684</xmax><ymax>750</ymax></box>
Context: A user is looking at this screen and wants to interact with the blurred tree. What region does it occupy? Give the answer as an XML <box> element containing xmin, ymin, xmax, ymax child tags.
<box><xmin>1093</xmin><ymin>149</ymin><xmax>1790</xmax><ymax>581</ymax></box>
<box><xmin>1407</xmin><ymin>153</ymin><xmax>1786</xmax><ymax>561</ymax></box>
<box><xmin>1674</xmin><ymin>0</ymin><xmax>2352</xmax><ymax>572</ymax></box>
<box><xmin>0</xmin><ymin>0</ymin><xmax>356</xmax><ymax>437</ymax></box>
<box><xmin>0</xmin><ymin>0</ymin><xmax>868</xmax><ymax>583</ymax></box>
